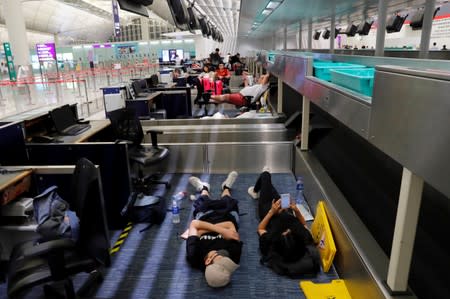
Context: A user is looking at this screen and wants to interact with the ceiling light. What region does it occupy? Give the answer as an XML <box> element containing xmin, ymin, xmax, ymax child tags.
<box><xmin>262</xmin><ymin>9</ymin><xmax>272</xmax><ymax>15</ymax></box>
<box><xmin>266</xmin><ymin>1</ymin><xmax>281</xmax><ymax>9</ymax></box>
<box><xmin>161</xmin><ymin>40</ymin><xmax>171</xmax><ymax>44</ymax></box>
<box><xmin>149</xmin><ymin>41</ymin><xmax>160</xmax><ymax>45</ymax></box>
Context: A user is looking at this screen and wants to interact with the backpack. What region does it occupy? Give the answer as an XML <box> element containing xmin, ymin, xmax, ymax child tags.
<box><xmin>121</xmin><ymin>192</ymin><xmax>167</xmax><ymax>232</ymax></box>
<box><xmin>33</xmin><ymin>185</ymin><xmax>80</xmax><ymax>242</ymax></box>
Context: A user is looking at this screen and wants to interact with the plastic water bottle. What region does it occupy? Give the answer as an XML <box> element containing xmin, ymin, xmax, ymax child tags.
<box><xmin>172</xmin><ymin>191</ymin><xmax>186</xmax><ymax>202</ymax></box>
<box><xmin>172</xmin><ymin>199</ymin><xmax>180</xmax><ymax>224</ymax></box>
<box><xmin>295</xmin><ymin>177</ymin><xmax>305</xmax><ymax>206</ymax></box>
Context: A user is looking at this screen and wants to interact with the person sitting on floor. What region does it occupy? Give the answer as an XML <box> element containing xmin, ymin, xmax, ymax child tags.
<box><xmin>209</xmin><ymin>73</ymin><xmax>270</xmax><ymax>108</ymax></box>
<box><xmin>215</xmin><ymin>63</ymin><xmax>231</xmax><ymax>86</ymax></box>
<box><xmin>185</xmin><ymin>171</ymin><xmax>242</xmax><ymax>288</ymax></box>
<box><xmin>248</xmin><ymin>167</ymin><xmax>320</xmax><ymax>277</ymax></box>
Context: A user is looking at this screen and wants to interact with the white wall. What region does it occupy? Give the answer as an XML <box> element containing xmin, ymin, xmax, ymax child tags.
<box><xmin>194</xmin><ymin>35</ymin><xmax>236</xmax><ymax>60</ymax></box>
<box><xmin>236</xmin><ymin>37</ymin><xmax>263</xmax><ymax>57</ymax></box>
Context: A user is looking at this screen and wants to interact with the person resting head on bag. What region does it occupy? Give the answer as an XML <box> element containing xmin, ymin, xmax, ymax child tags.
<box><xmin>248</xmin><ymin>168</ymin><xmax>320</xmax><ymax>277</ymax></box>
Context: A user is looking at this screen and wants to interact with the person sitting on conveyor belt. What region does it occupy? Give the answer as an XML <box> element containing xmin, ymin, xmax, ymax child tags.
<box><xmin>209</xmin><ymin>73</ymin><xmax>270</xmax><ymax>108</ymax></box>
<box><xmin>248</xmin><ymin>167</ymin><xmax>320</xmax><ymax>276</ymax></box>
<box><xmin>185</xmin><ymin>171</ymin><xmax>242</xmax><ymax>288</ymax></box>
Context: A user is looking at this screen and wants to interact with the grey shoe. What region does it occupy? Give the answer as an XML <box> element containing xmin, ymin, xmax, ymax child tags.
<box><xmin>189</xmin><ymin>176</ymin><xmax>210</xmax><ymax>192</ymax></box>
<box><xmin>222</xmin><ymin>171</ymin><xmax>238</xmax><ymax>190</ymax></box>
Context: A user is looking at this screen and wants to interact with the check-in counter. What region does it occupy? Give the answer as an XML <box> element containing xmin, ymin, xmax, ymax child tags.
<box><xmin>263</xmin><ymin>50</ymin><xmax>450</xmax><ymax>298</ymax></box>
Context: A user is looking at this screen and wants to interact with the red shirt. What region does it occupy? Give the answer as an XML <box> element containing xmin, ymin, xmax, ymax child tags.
<box><xmin>216</xmin><ymin>68</ymin><xmax>230</xmax><ymax>78</ymax></box>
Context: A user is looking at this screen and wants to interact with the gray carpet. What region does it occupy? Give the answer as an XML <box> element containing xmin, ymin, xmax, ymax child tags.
<box><xmin>0</xmin><ymin>173</ymin><xmax>338</xmax><ymax>299</ymax></box>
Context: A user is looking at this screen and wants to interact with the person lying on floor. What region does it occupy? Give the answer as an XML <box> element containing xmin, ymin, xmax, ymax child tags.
<box><xmin>209</xmin><ymin>73</ymin><xmax>270</xmax><ymax>108</ymax></box>
<box><xmin>248</xmin><ymin>167</ymin><xmax>320</xmax><ymax>277</ymax></box>
<box><xmin>185</xmin><ymin>171</ymin><xmax>242</xmax><ymax>288</ymax></box>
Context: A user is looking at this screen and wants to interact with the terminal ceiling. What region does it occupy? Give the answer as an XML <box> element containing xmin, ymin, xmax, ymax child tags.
<box><xmin>0</xmin><ymin>0</ymin><xmax>448</xmax><ymax>46</ymax></box>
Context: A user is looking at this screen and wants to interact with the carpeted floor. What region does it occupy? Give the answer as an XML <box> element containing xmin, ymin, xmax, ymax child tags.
<box><xmin>0</xmin><ymin>173</ymin><xmax>338</xmax><ymax>299</ymax></box>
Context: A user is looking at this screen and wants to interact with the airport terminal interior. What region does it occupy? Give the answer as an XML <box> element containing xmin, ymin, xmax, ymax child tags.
<box><xmin>0</xmin><ymin>0</ymin><xmax>450</xmax><ymax>298</ymax></box>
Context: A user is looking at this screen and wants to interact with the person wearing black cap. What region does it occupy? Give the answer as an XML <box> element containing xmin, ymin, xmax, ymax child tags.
<box><xmin>185</xmin><ymin>171</ymin><xmax>242</xmax><ymax>287</ymax></box>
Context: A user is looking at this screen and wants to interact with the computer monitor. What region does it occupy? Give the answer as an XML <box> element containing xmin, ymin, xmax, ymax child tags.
<box><xmin>198</xmin><ymin>17</ymin><xmax>209</xmax><ymax>37</ymax></box>
<box><xmin>410</xmin><ymin>8</ymin><xmax>439</xmax><ymax>30</ymax></box>
<box><xmin>386</xmin><ymin>14</ymin><xmax>408</xmax><ymax>33</ymax></box>
<box><xmin>345</xmin><ymin>24</ymin><xmax>358</xmax><ymax>37</ymax></box>
<box><xmin>132</xmin><ymin>79</ymin><xmax>147</xmax><ymax>96</ymax></box>
<box><xmin>162</xmin><ymin>50</ymin><xmax>170</xmax><ymax>62</ymax></box>
<box><xmin>169</xmin><ymin>49</ymin><xmax>177</xmax><ymax>61</ymax></box>
<box><xmin>313</xmin><ymin>31</ymin><xmax>321</xmax><ymax>40</ymax></box>
<box><xmin>49</xmin><ymin>105</ymin><xmax>77</xmax><ymax>133</ymax></box>
<box><xmin>167</xmin><ymin>0</ymin><xmax>189</xmax><ymax>30</ymax></box>
<box><xmin>117</xmin><ymin>0</ymin><xmax>150</xmax><ymax>17</ymax></box>
<box><xmin>357</xmin><ymin>21</ymin><xmax>373</xmax><ymax>35</ymax></box>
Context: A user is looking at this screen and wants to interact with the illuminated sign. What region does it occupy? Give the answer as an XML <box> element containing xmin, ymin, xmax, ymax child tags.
<box><xmin>36</xmin><ymin>43</ymin><xmax>56</xmax><ymax>62</ymax></box>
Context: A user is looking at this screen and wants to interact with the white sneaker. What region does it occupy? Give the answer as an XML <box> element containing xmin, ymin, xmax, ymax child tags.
<box><xmin>262</xmin><ymin>166</ymin><xmax>271</xmax><ymax>173</ymax></box>
<box><xmin>248</xmin><ymin>186</ymin><xmax>259</xmax><ymax>199</ymax></box>
<box><xmin>222</xmin><ymin>171</ymin><xmax>238</xmax><ymax>190</ymax></box>
<box><xmin>189</xmin><ymin>176</ymin><xmax>210</xmax><ymax>192</ymax></box>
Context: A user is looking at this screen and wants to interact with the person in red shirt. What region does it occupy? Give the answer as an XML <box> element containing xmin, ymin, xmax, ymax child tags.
<box><xmin>215</xmin><ymin>63</ymin><xmax>231</xmax><ymax>86</ymax></box>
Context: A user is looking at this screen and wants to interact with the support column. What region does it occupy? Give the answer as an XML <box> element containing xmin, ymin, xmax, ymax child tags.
<box><xmin>330</xmin><ymin>13</ymin><xmax>336</xmax><ymax>52</ymax></box>
<box><xmin>298</xmin><ymin>21</ymin><xmax>302</xmax><ymax>50</ymax></box>
<box><xmin>272</xmin><ymin>33</ymin><xmax>276</xmax><ymax>50</ymax></box>
<box><xmin>300</xmin><ymin>59</ymin><xmax>313</xmax><ymax>150</ymax></box>
<box><xmin>283</xmin><ymin>25</ymin><xmax>288</xmax><ymax>50</ymax></box>
<box><xmin>277</xmin><ymin>77</ymin><xmax>283</xmax><ymax>113</ymax></box>
<box><xmin>141</xmin><ymin>17</ymin><xmax>150</xmax><ymax>40</ymax></box>
<box><xmin>308</xmin><ymin>18</ymin><xmax>313</xmax><ymax>51</ymax></box>
<box><xmin>387</xmin><ymin>167</ymin><xmax>424</xmax><ymax>292</ymax></box>
<box><xmin>419</xmin><ymin>0</ymin><xmax>436</xmax><ymax>59</ymax></box>
<box><xmin>375</xmin><ymin>0</ymin><xmax>388</xmax><ymax>57</ymax></box>
<box><xmin>3</xmin><ymin>0</ymin><xmax>30</xmax><ymax>67</ymax></box>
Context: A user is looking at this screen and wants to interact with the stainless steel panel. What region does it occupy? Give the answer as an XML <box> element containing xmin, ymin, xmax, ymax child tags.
<box><xmin>295</xmin><ymin>149</ymin><xmax>417</xmax><ymax>299</ymax></box>
<box><xmin>151</xmin><ymin>144</ymin><xmax>206</xmax><ymax>174</ymax></box>
<box><xmin>152</xmin><ymin>142</ymin><xmax>293</xmax><ymax>174</ymax></box>
<box><xmin>265</xmin><ymin>52</ymin><xmax>312</xmax><ymax>95</ymax></box>
<box><xmin>304</xmin><ymin>77</ymin><xmax>371</xmax><ymax>139</ymax></box>
<box><xmin>376</xmin><ymin>65</ymin><xmax>450</xmax><ymax>81</ymax></box>
<box><xmin>206</xmin><ymin>142</ymin><xmax>292</xmax><ymax>174</ymax></box>
<box><xmin>140</xmin><ymin>117</ymin><xmax>284</xmax><ymax>127</ymax></box>
<box><xmin>143</xmin><ymin>123</ymin><xmax>294</xmax><ymax>143</ymax></box>
<box><xmin>370</xmin><ymin>70</ymin><xmax>450</xmax><ymax>198</ymax></box>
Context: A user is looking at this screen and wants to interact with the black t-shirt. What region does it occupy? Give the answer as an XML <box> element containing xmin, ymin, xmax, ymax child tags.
<box><xmin>186</xmin><ymin>234</ymin><xmax>242</xmax><ymax>270</ymax></box>
<box><xmin>259</xmin><ymin>211</ymin><xmax>313</xmax><ymax>257</ymax></box>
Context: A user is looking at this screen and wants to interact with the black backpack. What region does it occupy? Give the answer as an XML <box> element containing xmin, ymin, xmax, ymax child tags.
<box><xmin>121</xmin><ymin>192</ymin><xmax>167</xmax><ymax>232</ymax></box>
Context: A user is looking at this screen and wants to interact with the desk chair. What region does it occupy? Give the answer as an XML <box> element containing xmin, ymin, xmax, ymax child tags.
<box><xmin>193</xmin><ymin>77</ymin><xmax>223</xmax><ymax>117</ymax></box>
<box><xmin>7</xmin><ymin>158</ymin><xmax>110</xmax><ymax>299</ymax></box>
<box><xmin>108</xmin><ymin>108</ymin><xmax>170</xmax><ymax>193</ymax></box>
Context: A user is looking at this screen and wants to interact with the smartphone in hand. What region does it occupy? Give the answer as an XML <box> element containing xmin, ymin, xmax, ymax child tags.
<box><xmin>280</xmin><ymin>193</ymin><xmax>290</xmax><ymax>209</ymax></box>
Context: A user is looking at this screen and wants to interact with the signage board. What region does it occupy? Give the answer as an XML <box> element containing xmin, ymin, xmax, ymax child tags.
<box><xmin>3</xmin><ymin>42</ymin><xmax>16</xmax><ymax>81</ymax></box>
<box><xmin>36</xmin><ymin>43</ymin><xmax>56</xmax><ymax>62</ymax></box>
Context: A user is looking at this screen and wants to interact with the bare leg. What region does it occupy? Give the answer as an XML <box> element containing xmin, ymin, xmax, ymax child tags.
<box><xmin>210</xmin><ymin>94</ymin><xmax>230</xmax><ymax>104</ymax></box>
<box><xmin>220</xmin><ymin>188</ymin><xmax>231</xmax><ymax>198</ymax></box>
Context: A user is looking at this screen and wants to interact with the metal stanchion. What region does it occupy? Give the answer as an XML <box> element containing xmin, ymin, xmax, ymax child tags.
<box><xmin>107</xmin><ymin>72</ymin><xmax>111</xmax><ymax>86</ymax></box>
<box><xmin>26</xmin><ymin>84</ymin><xmax>34</xmax><ymax>105</ymax></box>
<box><xmin>76</xmin><ymin>76</ymin><xmax>83</xmax><ymax>98</ymax></box>
<box><xmin>71</xmin><ymin>74</ymin><xmax>76</xmax><ymax>92</ymax></box>
<box><xmin>86</xmin><ymin>72</ymin><xmax>91</xmax><ymax>89</ymax></box>
<box><xmin>119</xmin><ymin>70</ymin><xmax>123</xmax><ymax>82</ymax></box>
<box><xmin>55</xmin><ymin>81</ymin><xmax>62</xmax><ymax>102</ymax></box>
<box><xmin>0</xmin><ymin>85</ymin><xmax>6</xmax><ymax>106</ymax></box>
<box><xmin>83</xmin><ymin>80</ymin><xmax>91</xmax><ymax>115</ymax></box>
